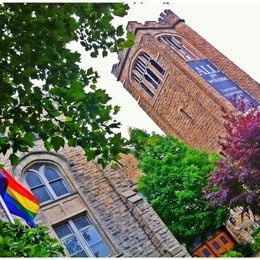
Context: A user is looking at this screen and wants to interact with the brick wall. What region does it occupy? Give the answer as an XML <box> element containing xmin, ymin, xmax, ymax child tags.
<box><xmin>112</xmin><ymin>9</ymin><xmax>259</xmax><ymax>152</ymax></box>
<box><xmin>0</xmin><ymin>141</ymin><xmax>189</xmax><ymax>257</ymax></box>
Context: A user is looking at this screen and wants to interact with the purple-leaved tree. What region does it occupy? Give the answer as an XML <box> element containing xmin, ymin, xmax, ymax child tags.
<box><xmin>206</xmin><ymin>103</ymin><xmax>260</xmax><ymax>219</ymax></box>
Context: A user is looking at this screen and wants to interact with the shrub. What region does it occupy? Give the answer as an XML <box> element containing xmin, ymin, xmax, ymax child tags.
<box><xmin>222</xmin><ymin>250</ymin><xmax>243</xmax><ymax>257</ymax></box>
<box><xmin>252</xmin><ymin>226</ymin><xmax>260</xmax><ymax>252</ymax></box>
<box><xmin>0</xmin><ymin>219</ymin><xmax>64</xmax><ymax>257</ymax></box>
<box><xmin>233</xmin><ymin>243</ymin><xmax>254</xmax><ymax>257</ymax></box>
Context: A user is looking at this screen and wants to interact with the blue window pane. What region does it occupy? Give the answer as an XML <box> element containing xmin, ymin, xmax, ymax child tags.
<box><xmin>73</xmin><ymin>216</ymin><xmax>90</xmax><ymax>230</ymax></box>
<box><xmin>50</xmin><ymin>180</ymin><xmax>69</xmax><ymax>197</ymax></box>
<box><xmin>32</xmin><ymin>186</ymin><xmax>51</xmax><ymax>203</ymax></box>
<box><xmin>82</xmin><ymin>227</ymin><xmax>101</xmax><ymax>246</ymax></box>
<box><xmin>91</xmin><ymin>241</ymin><xmax>110</xmax><ymax>257</ymax></box>
<box><xmin>44</xmin><ymin>166</ymin><xmax>59</xmax><ymax>181</ymax></box>
<box><xmin>220</xmin><ymin>235</ymin><xmax>228</xmax><ymax>244</ymax></box>
<box><xmin>72</xmin><ymin>250</ymin><xmax>88</xmax><ymax>257</ymax></box>
<box><xmin>202</xmin><ymin>248</ymin><xmax>211</xmax><ymax>257</ymax></box>
<box><xmin>212</xmin><ymin>241</ymin><xmax>221</xmax><ymax>250</ymax></box>
<box><xmin>26</xmin><ymin>172</ymin><xmax>42</xmax><ymax>187</ymax></box>
<box><xmin>54</xmin><ymin>224</ymin><xmax>72</xmax><ymax>238</ymax></box>
<box><xmin>63</xmin><ymin>235</ymin><xmax>83</xmax><ymax>256</ymax></box>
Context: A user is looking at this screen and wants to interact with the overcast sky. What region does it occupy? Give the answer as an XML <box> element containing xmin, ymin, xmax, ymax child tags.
<box><xmin>76</xmin><ymin>0</ymin><xmax>260</xmax><ymax>137</ymax></box>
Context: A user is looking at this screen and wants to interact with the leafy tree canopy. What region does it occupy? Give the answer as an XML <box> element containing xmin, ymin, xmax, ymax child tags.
<box><xmin>129</xmin><ymin>128</ymin><xmax>228</xmax><ymax>246</ymax></box>
<box><xmin>206</xmin><ymin>106</ymin><xmax>260</xmax><ymax>217</ymax></box>
<box><xmin>0</xmin><ymin>3</ymin><xmax>134</xmax><ymax>167</ymax></box>
<box><xmin>0</xmin><ymin>219</ymin><xmax>64</xmax><ymax>257</ymax></box>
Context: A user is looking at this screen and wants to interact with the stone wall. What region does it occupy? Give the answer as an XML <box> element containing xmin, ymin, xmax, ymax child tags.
<box><xmin>0</xmin><ymin>141</ymin><xmax>189</xmax><ymax>257</ymax></box>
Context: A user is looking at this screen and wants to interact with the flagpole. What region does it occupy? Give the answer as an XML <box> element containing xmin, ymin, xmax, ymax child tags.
<box><xmin>0</xmin><ymin>194</ymin><xmax>15</xmax><ymax>224</ymax></box>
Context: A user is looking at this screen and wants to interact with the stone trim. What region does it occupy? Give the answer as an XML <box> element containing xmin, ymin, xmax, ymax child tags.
<box><xmin>10</xmin><ymin>150</ymin><xmax>119</xmax><ymax>257</ymax></box>
<box><xmin>104</xmin><ymin>165</ymin><xmax>190</xmax><ymax>257</ymax></box>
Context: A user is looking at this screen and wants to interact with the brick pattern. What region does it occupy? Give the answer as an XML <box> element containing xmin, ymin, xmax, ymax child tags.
<box><xmin>112</xmin><ymin>9</ymin><xmax>259</xmax><ymax>152</ymax></box>
<box><xmin>0</xmin><ymin>141</ymin><xmax>189</xmax><ymax>257</ymax></box>
<box><xmin>174</xmin><ymin>23</ymin><xmax>260</xmax><ymax>101</ymax></box>
<box><xmin>119</xmin><ymin>154</ymin><xmax>142</xmax><ymax>184</ymax></box>
<box><xmin>62</xmin><ymin>148</ymin><xmax>161</xmax><ymax>257</ymax></box>
<box><xmin>104</xmin><ymin>162</ymin><xmax>189</xmax><ymax>257</ymax></box>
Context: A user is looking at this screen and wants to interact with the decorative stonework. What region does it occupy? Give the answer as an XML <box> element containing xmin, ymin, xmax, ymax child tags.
<box><xmin>104</xmin><ymin>162</ymin><xmax>189</xmax><ymax>257</ymax></box>
<box><xmin>112</xmin><ymin>9</ymin><xmax>259</xmax><ymax>152</ymax></box>
<box><xmin>0</xmin><ymin>141</ymin><xmax>189</xmax><ymax>257</ymax></box>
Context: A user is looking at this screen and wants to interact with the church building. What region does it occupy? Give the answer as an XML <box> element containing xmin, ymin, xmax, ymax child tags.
<box><xmin>112</xmin><ymin>9</ymin><xmax>259</xmax><ymax>152</ymax></box>
<box><xmin>0</xmin><ymin>140</ymin><xmax>189</xmax><ymax>257</ymax></box>
<box><xmin>1</xmin><ymin>8</ymin><xmax>259</xmax><ymax>258</ymax></box>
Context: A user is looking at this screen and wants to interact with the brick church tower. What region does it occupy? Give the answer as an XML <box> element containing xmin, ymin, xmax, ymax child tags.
<box><xmin>112</xmin><ymin>9</ymin><xmax>259</xmax><ymax>152</ymax></box>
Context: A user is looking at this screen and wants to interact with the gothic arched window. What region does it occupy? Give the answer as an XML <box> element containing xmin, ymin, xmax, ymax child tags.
<box><xmin>132</xmin><ymin>52</ymin><xmax>165</xmax><ymax>98</ymax></box>
<box><xmin>25</xmin><ymin>164</ymin><xmax>71</xmax><ymax>204</ymax></box>
<box><xmin>159</xmin><ymin>35</ymin><xmax>198</xmax><ymax>61</ymax></box>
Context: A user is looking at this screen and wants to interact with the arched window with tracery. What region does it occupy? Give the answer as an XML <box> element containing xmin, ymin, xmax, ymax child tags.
<box><xmin>25</xmin><ymin>164</ymin><xmax>71</xmax><ymax>204</ymax></box>
<box><xmin>159</xmin><ymin>35</ymin><xmax>198</xmax><ymax>61</ymax></box>
<box><xmin>132</xmin><ymin>52</ymin><xmax>165</xmax><ymax>98</ymax></box>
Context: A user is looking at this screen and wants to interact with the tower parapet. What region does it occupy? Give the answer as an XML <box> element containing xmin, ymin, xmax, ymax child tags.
<box><xmin>112</xmin><ymin>9</ymin><xmax>259</xmax><ymax>152</ymax></box>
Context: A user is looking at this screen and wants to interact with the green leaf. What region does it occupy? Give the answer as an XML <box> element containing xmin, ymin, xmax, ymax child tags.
<box><xmin>23</xmin><ymin>67</ymin><xmax>37</xmax><ymax>77</ymax></box>
<box><xmin>22</xmin><ymin>43</ymin><xmax>31</xmax><ymax>56</ymax></box>
<box><xmin>116</xmin><ymin>25</ymin><xmax>124</xmax><ymax>36</ymax></box>
<box><xmin>113</xmin><ymin>6</ymin><xmax>128</xmax><ymax>17</ymax></box>
<box><xmin>44</xmin><ymin>140</ymin><xmax>52</xmax><ymax>151</ymax></box>
<box><xmin>129</xmin><ymin>129</ymin><xmax>228</xmax><ymax>246</ymax></box>
<box><xmin>24</xmin><ymin>132</ymin><xmax>35</xmax><ymax>144</ymax></box>
<box><xmin>9</xmin><ymin>154</ymin><xmax>20</xmax><ymax>165</ymax></box>
<box><xmin>117</xmin><ymin>32</ymin><xmax>135</xmax><ymax>49</ymax></box>
<box><xmin>50</xmin><ymin>136</ymin><xmax>65</xmax><ymax>151</ymax></box>
<box><xmin>68</xmin><ymin>138</ymin><xmax>77</xmax><ymax>147</ymax></box>
<box><xmin>0</xmin><ymin>219</ymin><xmax>64</xmax><ymax>256</ymax></box>
<box><xmin>0</xmin><ymin>3</ymin><xmax>129</xmax><ymax>167</ymax></box>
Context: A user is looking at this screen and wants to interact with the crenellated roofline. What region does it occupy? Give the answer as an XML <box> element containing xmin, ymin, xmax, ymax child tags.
<box><xmin>112</xmin><ymin>9</ymin><xmax>185</xmax><ymax>80</ymax></box>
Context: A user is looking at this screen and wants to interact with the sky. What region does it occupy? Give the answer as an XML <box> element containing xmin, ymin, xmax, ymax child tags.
<box><xmin>76</xmin><ymin>0</ymin><xmax>260</xmax><ymax>137</ymax></box>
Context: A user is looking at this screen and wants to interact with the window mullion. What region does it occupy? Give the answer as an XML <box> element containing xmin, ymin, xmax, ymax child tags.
<box><xmin>161</xmin><ymin>35</ymin><xmax>198</xmax><ymax>61</ymax></box>
<box><xmin>136</xmin><ymin>63</ymin><xmax>145</xmax><ymax>74</ymax></box>
<box><xmin>61</xmin><ymin>234</ymin><xmax>83</xmax><ymax>257</ymax></box>
<box><xmin>139</xmin><ymin>56</ymin><xmax>149</xmax><ymax>66</ymax></box>
<box><xmin>69</xmin><ymin>220</ymin><xmax>94</xmax><ymax>257</ymax></box>
<box><xmin>133</xmin><ymin>72</ymin><xmax>141</xmax><ymax>83</ymax></box>
<box><xmin>132</xmin><ymin>52</ymin><xmax>165</xmax><ymax>98</ymax></box>
<box><xmin>30</xmin><ymin>182</ymin><xmax>45</xmax><ymax>189</ymax></box>
<box><xmin>140</xmin><ymin>82</ymin><xmax>155</xmax><ymax>97</ymax></box>
<box><xmin>144</xmin><ymin>72</ymin><xmax>159</xmax><ymax>89</ymax></box>
<box><xmin>147</xmin><ymin>67</ymin><xmax>161</xmax><ymax>82</ymax></box>
<box><xmin>41</xmin><ymin>165</ymin><xmax>56</xmax><ymax>200</ymax></box>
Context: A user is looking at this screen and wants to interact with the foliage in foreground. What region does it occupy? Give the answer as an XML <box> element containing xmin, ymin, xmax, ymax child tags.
<box><xmin>231</xmin><ymin>243</ymin><xmax>254</xmax><ymax>257</ymax></box>
<box><xmin>252</xmin><ymin>226</ymin><xmax>260</xmax><ymax>252</ymax></box>
<box><xmin>0</xmin><ymin>219</ymin><xmax>64</xmax><ymax>257</ymax></box>
<box><xmin>129</xmin><ymin>128</ymin><xmax>228</xmax><ymax>246</ymax></box>
<box><xmin>222</xmin><ymin>249</ymin><xmax>243</xmax><ymax>257</ymax></box>
<box><xmin>206</xmin><ymin>106</ymin><xmax>260</xmax><ymax>216</ymax></box>
<box><xmin>0</xmin><ymin>3</ymin><xmax>134</xmax><ymax>167</ymax></box>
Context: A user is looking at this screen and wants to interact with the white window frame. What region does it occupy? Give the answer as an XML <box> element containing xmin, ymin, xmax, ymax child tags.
<box><xmin>54</xmin><ymin>215</ymin><xmax>111</xmax><ymax>257</ymax></box>
<box><xmin>25</xmin><ymin>164</ymin><xmax>71</xmax><ymax>205</ymax></box>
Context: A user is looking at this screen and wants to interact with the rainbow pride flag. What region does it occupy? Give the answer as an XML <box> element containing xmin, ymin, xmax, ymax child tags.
<box><xmin>0</xmin><ymin>168</ymin><xmax>40</xmax><ymax>227</ymax></box>
<box><xmin>0</xmin><ymin>171</ymin><xmax>8</xmax><ymax>196</ymax></box>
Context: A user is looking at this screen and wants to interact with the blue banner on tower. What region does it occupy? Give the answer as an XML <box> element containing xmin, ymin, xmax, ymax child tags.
<box><xmin>187</xmin><ymin>59</ymin><xmax>258</xmax><ymax>109</ymax></box>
